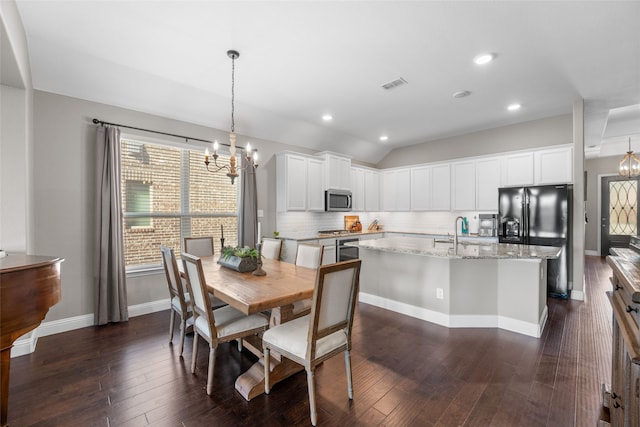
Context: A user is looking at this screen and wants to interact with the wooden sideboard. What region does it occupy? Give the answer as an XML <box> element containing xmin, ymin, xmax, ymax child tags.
<box><xmin>606</xmin><ymin>250</ymin><xmax>640</xmax><ymax>426</ymax></box>
<box><xmin>0</xmin><ymin>255</ymin><xmax>63</xmax><ymax>427</ymax></box>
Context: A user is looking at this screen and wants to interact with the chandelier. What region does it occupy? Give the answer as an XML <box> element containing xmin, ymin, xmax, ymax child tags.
<box><xmin>204</xmin><ymin>50</ymin><xmax>258</xmax><ymax>184</ymax></box>
<box><xmin>618</xmin><ymin>137</ymin><xmax>640</xmax><ymax>178</ymax></box>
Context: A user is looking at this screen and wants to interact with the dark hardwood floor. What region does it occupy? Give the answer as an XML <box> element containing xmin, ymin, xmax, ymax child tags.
<box><xmin>8</xmin><ymin>256</ymin><xmax>613</xmax><ymax>426</ymax></box>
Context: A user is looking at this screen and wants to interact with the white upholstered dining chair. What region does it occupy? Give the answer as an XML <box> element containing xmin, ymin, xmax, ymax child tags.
<box><xmin>291</xmin><ymin>243</ymin><xmax>324</xmax><ymax>317</ymax></box>
<box><xmin>181</xmin><ymin>253</ymin><xmax>269</xmax><ymax>395</ymax></box>
<box><xmin>261</xmin><ymin>238</ymin><xmax>282</xmax><ymax>260</ymax></box>
<box><xmin>184</xmin><ymin>236</ymin><xmax>215</xmax><ymax>257</ymax></box>
<box><xmin>160</xmin><ymin>246</ymin><xmax>193</xmax><ymax>357</ymax></box>
<box><xmin>262</xmin><ymin>259</ymin><xmax>362</xmax><ymax>426</ymax></box>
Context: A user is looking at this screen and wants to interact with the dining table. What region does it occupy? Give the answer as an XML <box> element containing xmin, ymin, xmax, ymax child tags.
<box><xmin>183</xmin><ymin>256</ymin><xmax>317</xmax><ymax>400</ymax></box>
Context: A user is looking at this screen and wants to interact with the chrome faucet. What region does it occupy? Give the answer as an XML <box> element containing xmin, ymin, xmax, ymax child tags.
<box><xmin>454</xmin><ymin>216</ymin><xmax>464</xmax><ymax>248</ymax></box>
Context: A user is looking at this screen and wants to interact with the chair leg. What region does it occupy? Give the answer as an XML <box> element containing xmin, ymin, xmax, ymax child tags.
<box><xmin>237</xmin><ymin>338</ymin><xmax>243</xmax><ymax>352</ymax></box>
<box><xmin>345</xmin><ymin>350</ymin><xmax>354</xmax><ymax>399</ymax></box>
<box><xmin>191</xmin><ymin>331</ymin><xmax>199</xmax><ymax>374</ymax></box>
<box><xmin>169</xmin><ymin>309</ymin><xmax>176</xmax><ymax>343</ymax></box>
<box><xmin>179</xmin><ymin>317</ymin><xmax>186</xmax><ymax>357</ymax></box>
<box><xmin>264</xmin><ymin>348</ymin><xmax>270</xmax><ymax>394</ymax></box>
<box><xmin>206</xmin><ymin>346</ymin><xmax>216</xmax><ymax>395</ymax></box>
<box><xmin>307</xmin><ymin>368</ymin><xmax>318</xmax><ymax>426</ymax></box>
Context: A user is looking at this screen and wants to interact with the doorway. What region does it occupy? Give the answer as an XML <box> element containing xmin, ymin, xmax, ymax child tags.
<box><xmin>601</xmin><ymin>175</ymin><xmax>639</xmax><ymax>255</ymax></box>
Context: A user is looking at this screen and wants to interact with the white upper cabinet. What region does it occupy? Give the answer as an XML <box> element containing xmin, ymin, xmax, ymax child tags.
<box><xmin>321</xmin><ymin>153</ymin><xmax>351</xmax><ymax>190</ymax></box>
<box><xmin>410</xmin><ymin>166</ymin><xmax>431</xmax><ymax>210</ymax></box>
<box><xmin>364</xmin><ymin>169</ymin><xmax>380</xmax><ymax>211</ymax></box>
<box><xmin>476</xmin><ymin>157</ymin><xmax>502</xmax><ymax>211</ymax></box>
<box><xmin>350</xmin><ymin>167</ymin><xmax>365</xmax><ymax>211</ymax></box>
<box><xmin>381</xmin><ymin>168</ymin><xmax>411</xmax><ymax>211</ymax></box>
<box><xmin>534</xmin><ymin>146</ymin><xmax>573</xmax><ymax>185</ymax></box>
<box><xmin>431</xmin><ymin>164</ymin><xmax>451</xmax><ymax>210</ymax></box>
<box><xmin>451</xmin><ymin>161</ymin><xmax>475</xmax><ymax>211</ymax></box>
<box><xmin>502</xmin><ymin>152</ymin><xmax>534</xmax><ymax>187</ymax></box>
<box><xmin>307</xmin><ymin>157</ymin><xmax>325</xmax><ymax>211</ymax></box>
<box><xmin>276</xmin><ymin>152</ymin><xmax>324</xmax><ymax>212</ymax></box>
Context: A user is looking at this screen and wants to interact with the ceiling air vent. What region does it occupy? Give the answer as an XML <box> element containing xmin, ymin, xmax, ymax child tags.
<box><xmin>381</xmin><ymin>77</ymin><xmax>408</xmax><ymax>90</ymax></box>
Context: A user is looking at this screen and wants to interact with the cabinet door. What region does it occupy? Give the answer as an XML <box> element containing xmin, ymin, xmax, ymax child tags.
<box><xmin>452</xmin><ymin>161</ymin><xmax>475</xmax><ymax>211</ymax></box>
<box><xmin>431</xmin><ymin>164</ymin><xmax>451</xmax><ymax>210</ymax></box>
<box><xmin>350</xmin><ymin>168</ymin><xmax>365</xmax><ymax>211</ymax></box>
<box><xmin>364</xmin><ymin>169</ymin><xmax>380</xmax><ymax>211</ymax></box>
<box><xmin>307</xmin><ymin>158</ymin><xmax>325</xmax><ymax>211</ymax></box>
<box><xmin>411</xmin><ymin>166</ymin><xmax>431</xmax><ymax>210</ymax></box>
<box><xmin>325</xmin><ymin>155</ymin><xmax>351</xmax><ymax>190</ymax></box>
<box><xmin>284</xmin><ymin>154</ymin><xmax>307</xmax><ymax>211</ymax></box>
<box><xmin>319</xmin><ymin>238</ymin><xmax>336</xmax><ymax>264</ymax></box>
<box><xmin>534</xmin><ymin>146</ymin><xmax>573</xmax><ymax>185</ymax></box>
<box><xmin>502</xmin><ymin>152</ymin><xmax>534</xmax><ymax>187</ymax></box>
<box><xmin>476</xmin><ymin>157</ymin><xmax>501</xmax><ymax>211</ymax></box>
<box><xmin>396</xmin><ymin>169</ymin><xmax>411</xmax><ymax>211</ymax></box>
<box><xmin>381</xmin><ymin>171</ymin><xmax>396</xmax><ymax>211</ymax></box>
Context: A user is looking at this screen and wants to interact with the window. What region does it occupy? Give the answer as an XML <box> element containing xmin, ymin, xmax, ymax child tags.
<box><xmin>120</xmin><ymin>138</ymin><xmax>239</xmax><ymax>269</ymax></box>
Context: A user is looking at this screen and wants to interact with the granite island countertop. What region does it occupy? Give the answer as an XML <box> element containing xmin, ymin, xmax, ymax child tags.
<box><xmin>353</xmin><ymin>236</ymin><xmax>561</xmax><ymax>260</ymax></box>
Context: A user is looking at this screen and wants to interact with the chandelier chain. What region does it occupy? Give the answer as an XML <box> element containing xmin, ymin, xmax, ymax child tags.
<box><xmin>231</xmin><ymin>54</ymin><xmax>235</xmax><ymax>133</ymax></box>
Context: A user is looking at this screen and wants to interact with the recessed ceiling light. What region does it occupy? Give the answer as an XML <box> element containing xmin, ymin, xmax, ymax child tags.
<box><xmin>474</xmin><ymin>53</ymin><xmax>495</xmax><ymax>65</ymax></box>
<box><xmin>453</xmin><ymin>90</ymin><xmax>472</xmax><ymax>98</ymax></box>
<box><xmin>379</xmin><ymin>135</ymin><xmax>389</xmax><ymax>142</ymax></box>
<box><xmin>507</xmin><ymin>103</ymin><xmax>521</xmax><ymax>111</ymax></box>
<box><xmin>322</xmin><ymin>114</ymin><xmax>333</xmax><ymax>121</ymax></box>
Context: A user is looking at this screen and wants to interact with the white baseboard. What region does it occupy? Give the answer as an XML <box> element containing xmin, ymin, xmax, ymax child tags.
<box><xmin>585</xmin><ymin>250</ymin><xmax>600</xmax><ymax>256</ymax></box>
<box><xmin>11</xmin><ymin>298</ymin><xmax>170</xmax><ymax>358</ymax></box>
<box><xmin>359</xmin><ymin>292</ymin><xmax>545</xmax><ymax>338</ymax></box>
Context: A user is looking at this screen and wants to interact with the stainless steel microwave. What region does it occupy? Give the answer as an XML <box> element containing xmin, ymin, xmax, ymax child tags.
<box><xmin>325</xmin><ymin>189</ymin><xmax>352</xmax><ymax>212</ymax></box>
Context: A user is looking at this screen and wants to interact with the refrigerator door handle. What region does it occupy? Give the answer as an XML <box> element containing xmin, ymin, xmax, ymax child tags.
<box><xmin>524</xmin><ymin>201</ymin><xmax>530</xmax><ymax>242</ymax></box>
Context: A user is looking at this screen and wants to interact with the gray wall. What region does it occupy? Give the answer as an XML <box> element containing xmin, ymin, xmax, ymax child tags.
<box><xmin>585</xmin><ymin>155</ymin><xmax>620</xmax><ymax>253</ymax></box>
<box><xmin>376</xmin><ymin>114</ymin><xmax>572</xmax><ymax>168</ymax></box>
<box><xmin>31</xmin><ymin>90</ymin><xmax>317</xmax><ymax>320</ymax></box>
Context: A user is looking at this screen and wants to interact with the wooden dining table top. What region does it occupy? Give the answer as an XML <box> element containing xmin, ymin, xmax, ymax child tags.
<box><xmin>194</xmin><ymin>257</ymin><xmax>317</xmax><ymax>315</ymax></box>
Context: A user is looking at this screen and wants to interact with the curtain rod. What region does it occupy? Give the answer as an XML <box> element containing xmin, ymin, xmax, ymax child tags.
<box><xmin>91</xmin><ymin>118</ymin><xmax>256</xmax><ymax>151</ymax></box>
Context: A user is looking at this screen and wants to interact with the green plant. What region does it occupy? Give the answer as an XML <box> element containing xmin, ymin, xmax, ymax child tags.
<box><xmin>221</xmin><ymin>246</ymin><xmax>259</xmax><ymax>260</ymax></box>
<box><xmin>273</xmin><ymin>231</ymin><xmax>280</xmax><ymax>237</ymax></box>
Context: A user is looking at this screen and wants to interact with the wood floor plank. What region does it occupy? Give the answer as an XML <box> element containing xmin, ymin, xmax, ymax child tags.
<box><xmin>8</xmin><ymin>257</ymin><xmax>614</xmax><ymax>426</ymax></box>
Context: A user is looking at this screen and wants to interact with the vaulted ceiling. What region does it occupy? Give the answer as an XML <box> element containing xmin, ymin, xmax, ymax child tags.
<box><xmin>13</xmin><ymin>1</ymin><xmax>640</xmax><ymax>163</ymax></box>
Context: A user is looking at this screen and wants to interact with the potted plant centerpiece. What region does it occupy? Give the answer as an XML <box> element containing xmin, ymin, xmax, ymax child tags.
<box><xmin>218</xmin><ymin>245</ymin><xmax>259</xmax><ymax>273</ymax></box>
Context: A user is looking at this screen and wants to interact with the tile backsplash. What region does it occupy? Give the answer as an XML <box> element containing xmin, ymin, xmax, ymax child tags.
<box><xmin>276</xmin><ymin>210</ymin><xmax>496</xmax><ymax>237</ymax></box>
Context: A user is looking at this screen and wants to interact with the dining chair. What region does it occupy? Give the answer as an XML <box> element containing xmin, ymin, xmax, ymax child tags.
<box><xmin>160</xmin><ymin>246</ymin><xmax>193</xmax><ymax>357</ymax></box>
<box><xmin>262</xmin><ymin>259</ymin><xmax>362</xmax><ymax>426</ymax></box>
<box><xmin>181</xmin><ymin>253</ymin><xmax>269</xmax><ymax>395</ymax></box>
<box><xmin>184</xmin><ymin>236</ymin><xmax>214</xmax><ymax>257</ymax></box>
<box><xmin>291</xmin><ymin>244</ymin><xmax>324</xmax><ymax>317</ymax></box>
<box><xmin>261</xmin><ymin>238</ymin><xmax>282</xmax><ymax>260</ymax></box>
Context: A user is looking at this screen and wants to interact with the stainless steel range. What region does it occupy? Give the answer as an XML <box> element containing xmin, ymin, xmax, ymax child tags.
<box><xmin>318</xmin><ymin>230</ymin><xmax>359</xmax><ymax>261</ymax></box>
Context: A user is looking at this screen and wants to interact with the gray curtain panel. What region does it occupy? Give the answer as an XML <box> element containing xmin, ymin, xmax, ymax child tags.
<box><xmin>94</xmin><ymin>125</ymin><xmax>128</xmax><ymax>325</ymax></box>
<box><xmin>238</xmin><ymin>155</ymin><xmax>258</xmax><ymax>247</ymax></box>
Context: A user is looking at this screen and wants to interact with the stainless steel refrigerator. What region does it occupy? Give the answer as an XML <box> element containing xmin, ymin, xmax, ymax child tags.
<box><xmin>498</xmin><ymin>184</ymin><xmax>572</xmax><ymax>298</ymax></box>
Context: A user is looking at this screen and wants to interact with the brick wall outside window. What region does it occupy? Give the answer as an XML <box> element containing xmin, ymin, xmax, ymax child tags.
<box><xmin>121</xmin><ymin>139</ymin><xmax>239</xmax><ymax>268</ymax></box>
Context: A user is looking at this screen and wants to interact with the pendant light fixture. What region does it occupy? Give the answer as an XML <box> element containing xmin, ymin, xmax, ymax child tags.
<box><xmin>618</xmin><ymin>137</ymin><xmax>640</xmax><ymax>178</ymax></box>
<box><xmin>204</xmin><ymin>49</ymin><xmax>258</xmax><ymax>184</ymax></box>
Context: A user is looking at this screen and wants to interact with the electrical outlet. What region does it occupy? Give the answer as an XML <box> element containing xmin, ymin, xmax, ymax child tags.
<box><xmin>257</xmin><ymin>209</ymin><xmax>264</xmax><ymax>218</ymax></box>
<box><xmin>436</xmin><ymin>288</ymin><xmax>444</xmax><ymax>299</ymax></box>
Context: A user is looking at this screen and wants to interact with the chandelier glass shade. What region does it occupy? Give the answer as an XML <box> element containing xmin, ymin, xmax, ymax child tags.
<box><xmin>204</xmin><ymin>50</ymin><xmax>258</xmax><ymax>184</ymax></box>
<box><xmin>618</xmin><ymin>137</ymin><xmax>640</xmax><ymax>178</ymax></box>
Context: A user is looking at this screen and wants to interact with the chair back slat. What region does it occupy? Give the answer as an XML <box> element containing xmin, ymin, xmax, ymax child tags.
<box><xmin>295</xmin><ymin>244</ymin><xmax>323</xmax><ymax>269</ymax></box>
<box><xmin>261</xmin><ymin>238</ymin><xmax>282</xmax><ymax>260</ymax></box>
<box><xmin>184</xmin><ymin>237</ymin><xmax>214</xmax><ymax>257</ymax></box>
<box><xmin>307</xmin><ymin>260</ymin><xmax>361</xmax><ymax>359</ymax></box>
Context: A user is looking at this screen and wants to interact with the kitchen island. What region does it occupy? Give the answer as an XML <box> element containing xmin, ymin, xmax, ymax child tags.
<box><xmin>355</xmin><ymin>236</ymin><xmax>561</xmax><ymax>338</ymax></box>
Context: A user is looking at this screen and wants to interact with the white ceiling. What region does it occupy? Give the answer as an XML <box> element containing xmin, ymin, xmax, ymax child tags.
<box><xmin>13</xmin><ymin>1</ymin><xmax>640</xmax><ymax>164</ymax></box>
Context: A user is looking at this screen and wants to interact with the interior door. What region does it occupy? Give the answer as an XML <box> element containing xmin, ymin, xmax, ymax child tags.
<box><xmin>601</xmin><ymin>176</ymin><xmax>639</xmax><ymax>255</ymax></box>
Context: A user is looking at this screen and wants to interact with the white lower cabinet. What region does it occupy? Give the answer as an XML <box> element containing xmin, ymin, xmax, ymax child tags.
<box><xmin>319</xmin><ymin>238</ymin><xmax>336</xmax><ymax>264</ymax></box>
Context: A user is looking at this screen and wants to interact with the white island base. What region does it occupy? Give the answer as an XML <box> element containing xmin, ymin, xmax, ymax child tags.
<box><xmin>358</xmin><ymin>245</ymin><xmax>549</xmax><ymax>338</ymax></box>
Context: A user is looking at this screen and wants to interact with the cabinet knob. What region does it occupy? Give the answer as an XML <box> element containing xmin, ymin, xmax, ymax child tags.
<box><xmin>626</xmin><ymin>305</ymin><xmax>638</xmax><ymax>314</ymax></box>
